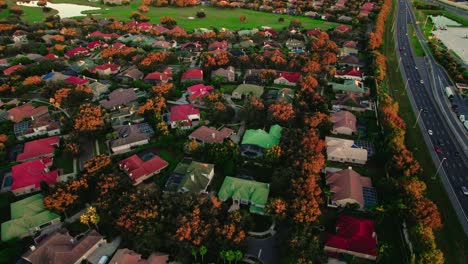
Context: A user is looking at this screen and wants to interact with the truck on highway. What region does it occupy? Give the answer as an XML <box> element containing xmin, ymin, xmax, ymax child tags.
<box><xmin>445</xmin><ymin>86</ymin><xmax>454</xmax><ymax>100</ymax></box>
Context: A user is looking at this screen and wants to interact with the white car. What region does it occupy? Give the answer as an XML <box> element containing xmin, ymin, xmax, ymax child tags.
<box><xmin>428</xmin><ymin>130</ymin><xmax>433</xmax><ymax>135</ymax></box>
<box><xmin>462</xmin><ymin>186</ymin><xmax>468</xmax><ymax>195</ymax></box>
<box><xmin>420</xmin><ymin>80</ymin><xmax>424</xmax><ymax>84</ymax></box>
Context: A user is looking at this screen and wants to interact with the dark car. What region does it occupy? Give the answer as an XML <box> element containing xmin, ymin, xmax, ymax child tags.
<box><xmin>435</xmin><ymin>146</ymin><xmax>441</xmax><ymax>153</ymax></box>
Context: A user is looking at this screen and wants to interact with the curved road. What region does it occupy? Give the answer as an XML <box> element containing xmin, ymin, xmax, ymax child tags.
<box><xmin>427</xmin><ymin>0</ymin><xmax>468</xmax><ymax>18</ymax></box>
<box><xmin>396</xmin><ymin>0</ymin><xmax>468</xmax><ymax>234</ymax></box>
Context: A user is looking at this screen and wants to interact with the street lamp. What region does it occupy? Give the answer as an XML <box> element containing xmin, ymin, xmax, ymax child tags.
<box><xmin>432</xmin><ymin>157</ymin><xmax>446</xmax><ymax>180</ymax></box>
<box><xmin>413</xmin><ymin>108</ymin><xmax>424</xmax><ymax>128</ymax></box>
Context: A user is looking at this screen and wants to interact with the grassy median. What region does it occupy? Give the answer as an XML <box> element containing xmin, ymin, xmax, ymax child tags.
<box><xmin>383</xmin><ymin>3</ymin><xmax>468</xmax><ymax>263</ymax></box>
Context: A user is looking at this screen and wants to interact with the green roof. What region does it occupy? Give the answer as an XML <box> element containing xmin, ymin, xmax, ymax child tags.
<box><xmin>241</xmin><ymin>125</ymin><xmax>282</xmax><ymax>149</ymax></box>
<box><xmin>176</xmin><ymin>161</ymin><xmax>214</xmax><ymax>193</ymax></box>
<box><xmin>218</xmin><ymin>176</ymin><xmax>270</xmax><ymax>214</ymax></box>
<box><xmin>1</xmin><ymin>194</ymin><xmax>60</xmax><ymax>241</ymax></box>
<box><xmin>330</xmin><ymin>80</ymin><xmax>367</xmax><ymax>93</ymax></box>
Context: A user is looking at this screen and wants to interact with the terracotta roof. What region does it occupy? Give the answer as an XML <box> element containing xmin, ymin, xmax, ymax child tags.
<box><xmin>168</xmin><ymin>26</ymin><xmax>186</xmax><ymax>35</ymax></box>
<box><xmin>90</xmin><ymin>62</ymin><xmax>120</xmax><ymax>73</ymax></box>
<box><xmin>109</xmin><ymin>248</ymin><xmax>169</xmax><ymax>264</ymax></box>
<box><xmin>65</xmin><ymin>76</ymin><xmax>89</xmax><ymax>85</ymax></box>
<box><xmin>187</xmin><ymin>84</ymin><xmax>214</xmax><ymax>101</ymax></box>
<box><xmin>22</xmin><ymin>230</ymin><xmax>104</xmax><ymax>264</ymax></box>
<box><xmin>189</xmin><ymin>126</ymin><xmax>233</xmax><ymax>144</ymax></box>
<box><xmin>137</xmin><ymin>22</ymin><xmax>153</xmax><ymax>31</ymax></box>
<box><xmin>119</xmin><ymin>154</ymin><xmax>168</xmax><ymax>183</ymax></box>
<box><xmin>65</xmin><ymin>47</ymin><xmax>90</xmax><ymax>58</ymax></box>
<box><xmin>343</xmin><ymin>40</ymin><xmax>358</xmax><ymax>49</ymax></box>
<box><xmin>331</xmin><ymin>111</ymin><xmax>357</xmax><ymax>133</ymax></box>
<box><xmin>181</xmin><ymin>68</ymin><xmax>203</xmax><ymax>81</ymax></box>
<box><xmin>144</xmin><ymin>67</ymin><xmax>172</xmax><ymax>82</ymax></box>
<box><xmin>262</xmin><ymin>29</ymin><xmax>277</xmax><ymax>36</ymax></box>
<box><xmin>7</xmin><ymin>102</ymin><xmax>48</xmax><ymax>123</ymax></box>
<box><xmin>87</xmin><ymin>40</ymin><xmax>108</xmax><ymax>50</ymax></box>
<box><xmin>181</xmin><ymin>41</ymin><xmax>202</xmax><ymax>50</ymax></box>
<box><xmin>170</xmin><ymin>104</ymin><xmax>200</xmax><ymax>123</ymax></box>
<box><xmin>307</xmin><ymin>28</ymin><xmax>322</xmax><ymax>36</ymax></box>
<box><xmin>88</xmin><ymin>30</ymin><xmax>120</xmax><ymax>39</ymax></box>
<box><xmin>112</xmin><ymin>42</ymin><xmax>127</xmax><ymax>49</ymax></box>
<box><xmin>263</xmin><ymin>49</ymin><xmax>282</xmax><ymax>57</ymax></box>
<box><xmin>326</xmin><ymin>168</ymin><xmax>372</xmax><ymax>208</ymax></box>
<box><xmin>11</xmin><ymin>159</ymin><xmax>58</xmax><ymax>191</ymax></box>
<box><xmin>325</xmin><ymin>215</ymin><xmax>377</xmax><ymax>258</ymax></box>
<box><xmin>16</xmin><ymin>136</ymin><xmax>60</xmax><ymax>162</ymax></box>
<box><xmin>335</xmin><ymin>67</ymin><xmax>364</xmax><ymax>79</ymax></box>
<box><xmin>335</xmin><ymin>25</ymin><xmax>352</xmax><ymax>33</ymax></box>
<box><xmin>153</xmin><ymin>25</ymin><xmax>169</xmax><ymax>33</ymax></box>
<box><xmin>3</xmin><ymin>64</ymin><xmax>25</xmax><ymax>75</ymax></box>
<box><xmin>208</xmin><ymin>40</ymin><xmax>228</xmax><ymax>51</ymax></box>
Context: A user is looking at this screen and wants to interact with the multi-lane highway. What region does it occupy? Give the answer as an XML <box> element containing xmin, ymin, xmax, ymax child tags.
<box><xmin>395</xmin><ymin>0</ymin><xmax>468</xmax><ymax>233</ymax></box>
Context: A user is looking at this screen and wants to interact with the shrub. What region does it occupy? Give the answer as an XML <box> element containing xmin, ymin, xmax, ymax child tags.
<box><xmin>196</xmin><ymin>11</ymin><xmax>206</xmax><ymax>18</ymax></box>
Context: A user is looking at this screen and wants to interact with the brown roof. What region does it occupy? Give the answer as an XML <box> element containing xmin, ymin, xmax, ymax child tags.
<box><xmin>111</xmin><ymin>124</ymin><xmax>149</xmax><ymax>149</ymax></box>
<box><xmin>7</xmin><ymin>102</ymin><xmax>49</xmax><ymax>123</ymax></box>
<box><xmin>326</xmin><ymin>169</ymin><xmax>372</xmax><ymax>208</ymax></box>
<box><xmin>331</xmin><ymin>111</ymin><xmax>356</xmax><ymax>132</ymax></box>
<box><xmin>100</xmin><ymin>88</ymin><xmax>138</xmax><ymax>109</ymax></box>
<box><xmin>22</xmin><ymin>230</ymin><xmax>103</xmax><ymax>264</ymax></box>
<box><xmin>189</xmin><ymin>126</ymin><xmax>233</xmax><ymax>144</ymax></box>
<box><xmin>109</xmin><ymin>248</ymin><xmax>169</xmax><ymax>264</ymax></box>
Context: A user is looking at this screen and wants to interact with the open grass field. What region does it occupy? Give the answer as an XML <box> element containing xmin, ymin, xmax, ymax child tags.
<box><xmin>408</xmin><ymin>24</ymin><xmax>425</xmax><ymax>57</ymax></box>
<box><xmin>1</xmin><ymin>0</ymin><xmax>339</xmax><ymax>31</ymax></box>
<box><xmin>383</xmin><ymin>3</ymin><xmax>468</xmax><ymax>263</ymax></box>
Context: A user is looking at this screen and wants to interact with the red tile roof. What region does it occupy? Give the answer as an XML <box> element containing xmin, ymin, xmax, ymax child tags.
<box><xmin>87</xmin><ymin>40</ymin><xmax>108</xmax><ymax>50</ymax></box>
<box><xmin>137</xmin><ymin>22</ymin><xmax>153</xmax><ymax>31</ymax></box>
<box><xmin>3</xmin><ymin>64</ymin><xmax>25</xmax><ymax>75</ymax></box>
<box><xmin>335</xmin><ymin>67</ymin><xmax>364</xmax><ymax>78</ymax></box>
<box><xmin>90</xmin><ymin>63</ymin><xmax>120</xmax><ymax>73</ymax></box>
<box><xmin>65</xmin><ymin>76</ymin><xmax>89</xmax><ymax>85</ymax></box>
<box><xmin>119</xmin><ymin>154</ymin><xmax>168</xmax><ymax>184</ymax></box>
<box><xmin>16</xmin><ymin>136</ymin><xmax>60</xmax><ymax>162</ymax></box>
<box><xmin>168</xmin><ymin>26</ymin><xmax>186</xmax><ymax>35</ymax></box>
<box><xmin>153</xmin><ymin>24</ymin><xmax>169</xmax><ymax>33</ymax></box>
<box><xmin>65</xmin><ymin>47</ymin><xmax>90</xmax><ymax>58</ymax></box>
<box><xmin>335</xmin><ymin>25</ymin><xmax>352</xmax><ymax>33</ymax></box>
<box><xmin>187</xmin><ymin>84</ymin><xmax>214</xmax><ymax>101</ymax></box>
<box><xmin>7</xmin><ymin>102</ymin><xmax>48</xmax><ymax>123</ymax></box>
<box><xmin>44</xmin><ymin>53</ymin><xmax>59</xmax><ymax>60</ymax></box>
<box><xmin>307</xmin><ymin>28</ymin><xmax>322</xmax><ymax>36</ymax></box>
<box><xmin>263</xmin><ymin>49</ymin><xmax>283</xmax><ymax>57</ymax></box>
<box><xmin>181</xmin><ymin>68</ymin><xmax>203</xmax><ymax>81</ymax></box>
<box><xmin>112</xmin><ymin>42</ymin><xmax>127</xmax><ymax>49</ymax></box>
<box><xmin>262</xmin><ymin>29</ymin><xmax>277</xmax><ymax>36</ymax></box>
<box><xmin>88</xmin><ymin>31</ymin><xmax>120</xmax><ymax>39</ymax></box>
<box><xmin>277</xmin><ymin>72</ymin><xmax>301</xmax><ymax>83</ymax></box>
<box><xmin>170</xmin><ymin>104</ymin><xmax>200</xmax><ymax>123</ymax></box>
<box><xmin>11</xmin><ymin>159</ymin><xmax>58</xmax><ymax>191</ymax></box>
<box><xmin>144</xmin><ymin>67</ymin><xmax>172</xmax><ymax>82</ymax></box>
<box><xmin>208</xmin><ymin>40</ymin><xmax>228</xmax><ymax>51</ymax></box>
<box><xmin>343</xmin><ymin>40</ymin><xmax>358</xmax><ymax>49</ymax></box>
<box><xmin>189</xmin><ymin>126</ymin><xmax>233</xmax><ymax>144</ymax></box>
<box><xmin>325</xmin><ymin>215</ymin><xmax>377</xmax><ymax>258</ymax></box>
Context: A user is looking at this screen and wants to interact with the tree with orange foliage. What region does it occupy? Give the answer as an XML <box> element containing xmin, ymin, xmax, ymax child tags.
<box><xmin>185</xmin><ymin>139</ymin><xmax>200</xmax><ymax>153</ymax></box>
<box><xmin>409</xmin><ymin>197</ymin><xmax>442</xmax><ymax>230</ymax></box>
<box><xmin>143</xmin><ymin>0</ymin><xmax>152</xmax><ymax>5</ymax></box>
<box><xmin>268</xmin><ymin>101</ymin><xmax>295</xmax><ymax>123</ymax></box>
<box><xmin>240</xmin><ymin>95</ymin><xmax>265</xmax><ymax>125</ymax></box>
<box><xmin>259</xmin><ymin>69</ymin><xmax>277</xmax><ymax>85</ymax></box>
<box><xmin>299</xmin><ymin>74</ymin><xmax>319</xmax><ymax>94</ymax></box>
<box><xmin>301</xmin><ymin>60</ymin><xmax>321</xmax><ymax>74</ymax></box>
<box><xmin>21</xmin><ymin>76</ymin><xmax>42</xmax><ymax>87</ymax></box>
<box><xmin>138</xmin><ymin>5</ymin><xmax>149</xmax><ymax>12</ymax></box>
<box><xmin>290</xmin><ymin>175</ymin><xmax>322</xmax><ymax>224</ymax></box>
<box><xmin>83</xmin><ymin>154</ymin><xmax>112</xmax><ymax>175</ymax></box>
<box><xmin>0</xmin><ymin>83</ymin><xmax>12</xmax><ymax>94</ymax></box>
<box><xmin>0</xmin><ymin>1</ymin><xmax>7</xmax><ymax>9</ymax></box>
<box><xmin>9</xmin><ymin>6</ymin><xmax>23</xmax><ymax>15</ymax></box>
<box><xmin>43</xmin><ymin>179</ymin><xmax>88</xmax><ymax>214</ymax></box>
<box><xmin>373</xmin><ymin>51</ymin><xmax>387</xmax><ymax>81</ymax></box>
<box><xmin>215</xmin><ymin>211</ymin><xmax>246</xmax><ymax>245</ymax></box>
<box><xmin>53</xmin><ymin>88</ymin><xmax>72</xmax><ymax>107</ymax></box>
<box><xmin>266</xmin><ymin>198</ymin><xmax>287</xmax><ymax>217</ymax></box>
<box><xmin>138</xmin><ymin>96</ymin><xmax>166</xmax><ymax>115</ymax></box>
<box><xmin>239</xmin><ymin>15</ymin><xmax>246</xmax><ymax>23</ymax></box>
<box><xmin>74</xmin><ymin>103</ymin><xmax>105</xmax><ymax>132</ymax></box>
<box><xmin>175</xmin><ymin>207</ymin><xmax>211</xmax><ymax>246</ymax></box>
<box><xmin>160</xmin><ymin>16</ymin><xmax>177</xmax><ymax>27</ymax></box>
<box><xmin>152</xmin><ymin>83</ymin><xmax>173</xmax><ymax>96</ymax></box>
<box><xmin>403</xmin><ymin>179</ymin><xmax>427</xmax><ymax>200</ymax></box>
<box><xmin>0</xmin><ymin>134</ymin><xmax>7</xmax><ymax>151</ymax></box>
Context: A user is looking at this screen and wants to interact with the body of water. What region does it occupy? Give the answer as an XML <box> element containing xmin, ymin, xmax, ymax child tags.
<box><xmin>17</xmin><ymin>1</ymin><xmax>101</xmax><ymax>18</ymax></box>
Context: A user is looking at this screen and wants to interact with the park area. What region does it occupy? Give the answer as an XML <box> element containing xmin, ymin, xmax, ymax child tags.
<box><xmin>1</xmin><ymin>0</ymin><xmax>339</xmax><ymax>31</ymax></box>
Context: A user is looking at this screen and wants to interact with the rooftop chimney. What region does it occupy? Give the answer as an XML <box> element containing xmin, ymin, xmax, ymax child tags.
<box><xmin>212</xmin><ymin>133</ymin><xmax>216</xmax><ymax>139</ymax></box>
<box><xmin>29</xmin><ymin>245</ymin><xmax>36</xmax><ymax>252</ymax></box>
<box><xmin>348</xmin><ymin>166</ymin><xmax>352</xmax><ymax>170</ymax></box>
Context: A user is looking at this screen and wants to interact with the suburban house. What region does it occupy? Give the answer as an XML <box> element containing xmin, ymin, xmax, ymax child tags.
<box><xmin>115</xmin><ymin>66</ymin><xmax>144</xmax><ymax>82</ymax></box>
<box><xmin>338</xmin><ymin>15</ymin><xmax>353</xmax><ymax>23</ymax></box>
<box><xmin>89</xmin><ymin>81</ymin><xmax>110</xmax><ymax>101</ymax></box>
<box><xmin>109</xmin><ymin>248</ymin><xmax>169</xmax><ymax>264</ymax></box>
<box><xmin>165</xmin><ymin>160</ymin><xmax>215</xmax><ymax>193</ymax></box>
<box><xmin>326</xmin><ymin>168</ymin><xmax>377</xmax><ymax>209</ymax></box>
<box><xmin>21</xmin><ymin>229</ymin><xmax>105</xmax><ymax>264</ymax></box>
<box><xmin>181</xmin><ymin>68</ymin><xmax>204</xmax><ymax>83</ymax></box>
<box><xmin>110</xmin><ymin>123</ymin><xmax>154</xmax><ymax>153</ymax></box>
<box><xmin>11</xmin><ymin>158</ymin><xmax>58</xmax><ymax>196</ymax></box>
<box><xmin>335</xmin><ymin>25</ymin><xmax>352</xmax><ymax>34</ymax></box>
<box><xmin>218</xmin><ymin>176</ymin><xmax>270</xmax><ymax>214</ymax></box>
<box><xmin>211</xmin><ymin>66</ymin><xmax>236</xmax><ymax>82</ymax></box>
<box><xmin>331</xmin><ymin>111</ymin><xmax>357</xmax><ymax>135</ymax></box>
<box><xmin>241</xmin><ymin>125</ymin><xmax>282</xmax><ymax>158</ymax></box>
<box><xmin>307</xmin><ymin>28</ymin><xmax>322</xmax><ymax>37</ymax></box>
<box><xmin>1</xmin><ymin>194</ymin><xmax>61</xmax><ymax>242</ymax></box>
<box><xmin>330</xmin><ymin>80</ymin><xmax>369</xmax><ymax>96</ymax></box>
<box><xmin>16</xmin><ymin>136</ymin><xmax>60</xmax><ymax>162</ymax></box>
<box><xmin>339</xmin><ymin>40</ymin><xmax>359</xmax><ymax>56</ymax></box>
<box><xmin>187</xmin><ymin>84</ymin><xmax>214</xmax><ymax>102</ymax></box>
<box><xmin>90</xmin><ymin>62</ymin><xmax>121</xmax><ymax>76</ymax></box>
<box><xmin>274</xmin><ymin>72</ymin><xmax>302</xmax><ymax>86</ymax></box>
<box><xmin>263</xmin><ymin>88</ymin><xmax>295</xmax><ymax>104</ymax></box>
<box><xmin>181</xmin><ymin>41</ymin><xmax>203</xmax><ymax>52</ymax></box>
<box><xmin>109</xmin><ymin>106</ymin><xmax>144</xmax><ymax>127</ymax></box>
<box><xmin>65</xmin><ymin>76</ymin><xmax>89</xmax><ymax>86</ymax></box>
<box><xmin>144</xmin><ymin>67</ymin><xmax>173</xmax><ymax>84</ymax></box>
<box><xmin>338</xmin><ymin>55</ymin><xmax>366</xmax><ymax>68</ymax></box>
<box><xmin>100</xmin><ymin>88</ymin><xmax>138</xmax><ymax>110</ymax></box>
<box><xmin>7</xmin><ymin>102</ymin><xmax>48</xmax><ymax>123</ymax></box>
<box><xmin>244</xmin><ymin>69</ymin><xmax>264</xmax><ymax>84</ymax></box>
<box><xmin>189</xmin><ymin>126</ymin><xmax>233</xmax><ymax>144</ymax></box>
<box><xmin>326</xmin><ymin>136</ymin><xmax>368</xmax><ymax>165</ymax></box>
<box><xmin>324</xmin><ymin>215</ymin><xmax>378</xmax><ymax>260</ymax></box>
<box><xmin>208</xmin><ymin>40</ymin><xmax>228</xmax><ymax>51</ymax></box>
<box><xmin>13</xmin><ymin>113</ymin><xmax>61</xmax><ymax>140</ymax></box>
<box><xmin>87</xmin><ymin>40</ymin><xmax>108</xmax><ymax>51</ymax></box>
<box><xmin>153</xmin><ymin>40</ymin><xmax>176</xmax><ymax>50</ymax></box>
<box><xmin>42</xmin><ymin>71</ymin><xmax>69</xmax><ymax>82</ymax></box>
<box><xmin>232</xmin><ymin>84</ymin><xmax>264</xmax><ymax>99</ymax></box>
<box><xmin>335</xmin><ymin>67</ymin><xmax>365</xmax><ymax>81</ymax></box>
<box><xmin>119</xmin><ymin>154</ymin><xmax>168</xmax><ymax>185</ymax></box>
<box><xmin>285</xmin><ymin>39</ymin><xmax>306</xmax><ymax>50</ymax></box>
<box><xmin>88</xmin><ymin>30</ymin><xmax>120</xmax><ymax>40</ymax></box>
<box><xmin>64</xmin><ymin>47</ymin><xmax>90</xmax><ymax>58</ymax></box>
<box><xmin>360</xmin><ymin>2</ymin><xmax>377</xmax><ymax>16</ymax></box>
<box><xmin>3</xmin><ymin>64</ymin><xmax>25</xmax><ymax>75</ymax></box>
<box><xmin>169</xmin><ymin>104</ymin><xmax>200</xmax><ymax>129</ymax></box>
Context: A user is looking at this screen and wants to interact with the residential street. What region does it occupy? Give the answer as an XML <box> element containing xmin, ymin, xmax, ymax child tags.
<box><xmin>396</xmin><ymin>0</ymin><xmax>468</xmax><ymax>234</ymax></box>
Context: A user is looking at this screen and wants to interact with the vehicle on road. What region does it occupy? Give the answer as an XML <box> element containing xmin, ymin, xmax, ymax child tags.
<box><xmin>420</xmin><ymin>80</ymin><xmax>424</xmax><ymax>84</ymax></box>
<box><xmin>428</xmin><ymin>129</ymin><xmax>433</xmax><ymax>135</ymax></box>
<box><xmin>435</xmin><ymin>146</ymin><xmax>441</xmax><ymax>153</ymax></box>
<box><xmin>462</xmin><ymin>186</ymin><xmax>468</xmax><ymax>196</ymax></box>
<box><xmin>455</xmin><ymin>151</ymin><xmax>460</xmax><ymax>157</ymax></box>
<box><xmin>415</xmin><ymin>66</ymin><xmax>418</xmax><ymax>70</ymax></box>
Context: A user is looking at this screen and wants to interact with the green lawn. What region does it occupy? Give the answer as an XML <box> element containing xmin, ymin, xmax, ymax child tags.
<box><xmin>2</xmin><ymin>1</ymin><xmax>339</xmax><ymax>31</ymax></box>
<box><xmin>408</xmin><ymin>24</ymin><xmax>425</xmax><ymax>57</ymax></box>
<box><xmin>383</xmin><ymin>3</ymin><xmax>468</xmax><ymax>263</ymax></box>
<box><xmin>54</xmin><ymin>154</ymin><xmax>74</xmax><ymax>174</ymax></box>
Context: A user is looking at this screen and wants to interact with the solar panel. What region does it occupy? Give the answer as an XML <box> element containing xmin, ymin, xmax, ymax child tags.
<box><xmin>363</xmin><ymin>187</ymin><xmax>378</xmax><ymax>208</ymax></box>
<box><xmin>13</xmin><ymin>121</ymin><xmax>30</xmax><ymax>137</ymax></box>
<box><xmin>139</xmin><ymin>123</ymin><xmax>155</xmax><ymax>136</ymax></box>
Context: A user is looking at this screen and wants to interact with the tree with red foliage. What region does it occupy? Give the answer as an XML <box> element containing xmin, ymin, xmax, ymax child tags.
<box><xmin>268</xmin><ymin>101</ymin><xmax>295</xmax><ymax>124</ymax></box>
<box><xmin>409</xmin><ymin>197</ymin><xmax>442</xmax><ymax>230</ymax></box>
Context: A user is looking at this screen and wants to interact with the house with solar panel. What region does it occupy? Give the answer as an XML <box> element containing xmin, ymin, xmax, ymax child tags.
<box><xmin>241</xmin><ymin>125</ymin><xmax>282</xmax><ymax>158</ymax></box>
<box><xmin>325</xmin><ymin>136</ymin><xmax>368</xmax><ymax>165</ymax></box>
<box><xmin>1</xmin><ymin>194</ymin><xmax>61</xmax><ymax>241</ymax></box>
<box><xmin>218</xmin><ymin>176</ymin><xmax>270</xmax><ymax>215</ymax></box>
<box><xmin>164</xmin><ymin>159</ymin><xmax>214</xmax><ymax>193</ymax></box>
<box><xmin>325</xmin><ymin>167</ymin><xmax>377</xmax><ymax>210</ymax></box>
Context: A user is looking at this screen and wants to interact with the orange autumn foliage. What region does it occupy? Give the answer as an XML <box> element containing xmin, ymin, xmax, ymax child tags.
<box><xmin>74</xmin><ymin>103</ymin><xmax>104</xmax><ymax>132</ymax></box>
<box><xmin>21</xmin><ymin>76</ymin><xmax>42</xmax><ymax>86</ymax></box>
<box><xmin>83</xmin><ymin>154</ymin><xmax>112</xmax><ymax>175</ymax></box>
<box><xmin>152</xmin><ymin>83</ymin><xmax>173</xmax><ymax>96</ymax></box>
<box><xmin>175</xmin><ymin>207</ymin><xmax>211</xmax><ymax>246</ymax></box>
<box><xmin>266</xmin><ymin>198</ymin><xmax>287</xmax><ymax>216</ymax></box>
<box><xmin>291</xmin><ymin>175</ymin><xmax>322</xmax><ymax>224</ymax></box>
<box><xmin>43</xmin><ymin>179</ymin><xmax>88</xmax><ymax>213</ymax></box>
<box><xmin>410</xmin><ymin>197</ymin><xmax>442</xmax><ymax>230</ymax></box>
<box><xmin>268</xmin><ymin>101</ymin><xmax>295</xmax><ymax>123</ymax></box>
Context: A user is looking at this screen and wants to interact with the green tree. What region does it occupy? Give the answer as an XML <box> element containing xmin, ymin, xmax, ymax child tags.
<box><xmin>199</xmin><ymin>245</ymin><xmax>207</xmax><ymax>263</ymax></box>
<box><xmin>192</xmin><ymin>247</ymin><xmax>198</xmax><ymax>262</ymax></box>
<box><xmin>234</xmin><ymin>250</ymin><xmax>243</xmax><ymax>263</ymax></box>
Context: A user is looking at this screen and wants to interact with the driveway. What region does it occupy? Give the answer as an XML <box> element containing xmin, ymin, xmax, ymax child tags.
<box><xmin>246</xmin><ymin>235</ymin><xmax>277</xmax><ymax>264</ymax></box>
<box><xmin>79</xmin><ymin>139</ymin><xmax>95</xmax><ymax>170</ymax></box>
<box><xmin>87</xmin><ymin>236</ymin><xmax>121</xmax><ymax>264</ymax></box>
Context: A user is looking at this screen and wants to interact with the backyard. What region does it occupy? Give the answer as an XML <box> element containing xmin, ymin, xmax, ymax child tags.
<box><xmin>1</xmin><ymin>1</ymin><xmax>339</xmax><ymax>31</ymax></box>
